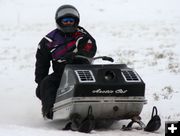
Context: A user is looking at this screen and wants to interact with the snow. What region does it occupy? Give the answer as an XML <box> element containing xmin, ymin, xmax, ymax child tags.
<box><xmin>0</xmin><ymin>0</ymin><xmax>180</xmax><ymax>135</ymax></box>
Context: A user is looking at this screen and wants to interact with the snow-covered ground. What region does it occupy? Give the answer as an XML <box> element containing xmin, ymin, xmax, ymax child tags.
<box><xmin>0</xmin><ymin>0</ymin><xmax>180</xmax><ymax>135</ymax></box>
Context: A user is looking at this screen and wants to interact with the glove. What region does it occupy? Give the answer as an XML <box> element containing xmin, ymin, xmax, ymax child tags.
<box><xmin>63</xmin><ymin>52</ymin><xmax>76</xmax><ymax>64</ymax></box>
<box><xmin>75</xmin><ymin>36</ymin><xmax>94</xmax><ymax>57</ymax></box>
<box><xmin>75</xmin><ymin>35</ymin><xmax>89</xmax><ymax>50</ymax></box>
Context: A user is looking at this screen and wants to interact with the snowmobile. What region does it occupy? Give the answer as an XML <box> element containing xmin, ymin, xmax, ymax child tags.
<box><xmin>52</xmin><ymin>55</ymin><xmax>161</xmax><ymax>133</ymax></box>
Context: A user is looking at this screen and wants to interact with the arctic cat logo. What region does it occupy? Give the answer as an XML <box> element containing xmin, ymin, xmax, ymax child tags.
<box><xmin>92</xmin><ymin>89</ymin><xmax>128</xmax><ymax>94</ymax></box>
<box><xmin>92</xmin><ymin>89</ymin><xmax>113</xmax><ymax>94</ymax></box>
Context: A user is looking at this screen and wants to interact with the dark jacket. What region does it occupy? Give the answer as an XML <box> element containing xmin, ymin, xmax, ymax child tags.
<box><xmin>35</xmin><ymin>26</ymin><xmax>97</xmax><ymax>84</ymax></box>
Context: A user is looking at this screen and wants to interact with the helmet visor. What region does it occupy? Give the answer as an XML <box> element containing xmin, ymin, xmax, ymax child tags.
<box><xmin>61</xmin><ymin>17</ymin><xmax>75</xmax><ymax>25</ymax></box>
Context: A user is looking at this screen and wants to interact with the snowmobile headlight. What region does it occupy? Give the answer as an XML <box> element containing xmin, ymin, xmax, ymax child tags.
<box><xmin>104</xmin><ymin>71</ymin><xmax>115</xmax><ymax>81</ymax></box>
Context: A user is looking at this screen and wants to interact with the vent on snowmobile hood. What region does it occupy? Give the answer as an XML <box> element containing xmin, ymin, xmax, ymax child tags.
<box><xmin>75</xmin><ymin>70</ymin><xmax>96</xmax><ymax>83</ymax></box>
<box><xmin>121</xmin><ymin>69</ymin><xmax>141</xmax><ymax>82</ymax></box>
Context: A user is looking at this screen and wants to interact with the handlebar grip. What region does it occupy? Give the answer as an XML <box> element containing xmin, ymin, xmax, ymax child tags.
<box><xmin>102</xmin><ymin>56</ymin><xmax>114</xmax><ymax>62</ymax></box>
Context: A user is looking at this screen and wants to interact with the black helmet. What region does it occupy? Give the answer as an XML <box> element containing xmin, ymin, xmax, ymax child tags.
<box><xmin>55</xmin><ymin>5</ymin><xmax>80</xmax><ymax>33</ymax></box>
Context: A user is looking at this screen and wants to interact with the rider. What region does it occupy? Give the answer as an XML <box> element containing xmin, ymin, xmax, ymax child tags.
<box><xmin>35</xmin><ymin>4</ymin><xmax>97</xmax><ymax>119</ymax></box>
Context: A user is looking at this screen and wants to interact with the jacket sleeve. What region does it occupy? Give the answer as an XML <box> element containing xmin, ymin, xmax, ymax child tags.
<box><xmin>35</xmin><ymin>38</ymin><xmax>51</xmax><ymax>84</ymax></box>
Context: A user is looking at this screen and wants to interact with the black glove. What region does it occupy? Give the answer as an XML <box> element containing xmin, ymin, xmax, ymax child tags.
<box><xmin>63</xmin><ymin>52</ymin><xmax>76</xmax><ymax>64</ymax></box>
<box><xmin>75</xmin><ymin>35</ymin><xmax>95</xmax><ymax>58</ymax></box>
<box><xmin>76</xmin><ymin>35</ymin><xmax>89</xmax><ymax>50</ymax></box>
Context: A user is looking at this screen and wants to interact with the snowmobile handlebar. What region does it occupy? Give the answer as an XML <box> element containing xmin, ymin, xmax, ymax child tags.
<box><xmin>94</xmin><ymin>56</ymin><xmax>114</xmax><ymax>62</ymax></box>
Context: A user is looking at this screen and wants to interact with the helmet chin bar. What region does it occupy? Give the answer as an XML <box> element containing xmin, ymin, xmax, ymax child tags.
<box><xmin>62</xmin><ymin>26</ymin><xmax>77</xmax><ymax>33</ymax></box>
<box><xmin>56</xmin><ymin>17</ymin><xmax>79</xmax><ymax>34</ymax></box>
<box><xmin>56</xmin><ymin>23</ymin><xmax>77</xmax><ymax>33</ymax></box>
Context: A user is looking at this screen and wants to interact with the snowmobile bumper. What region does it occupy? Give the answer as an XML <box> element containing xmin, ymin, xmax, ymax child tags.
<box><xmin>53</xmin><ymin>96</ymin><xmax>146</xmax><ymax>120</ymax></box>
